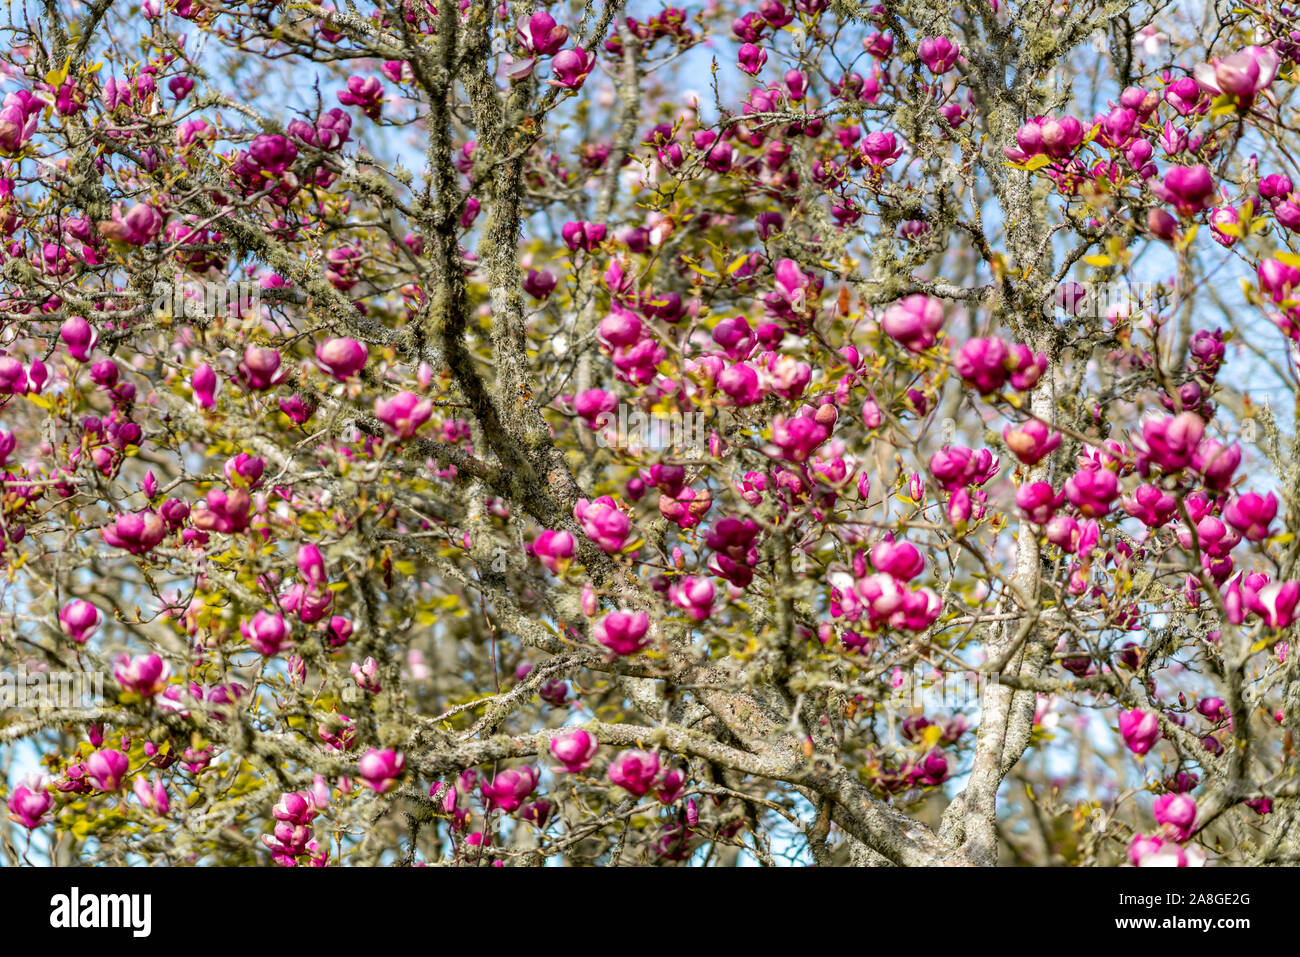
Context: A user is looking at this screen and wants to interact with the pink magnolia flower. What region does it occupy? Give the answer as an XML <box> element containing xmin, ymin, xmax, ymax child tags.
<box><xmin>316</xmin><ymin>337</ymin><xmax>369</xmax><ymax>380</ymax></box>
<box><xmin>113</xmin><ymin>653</ymin><xmax>171</xmax><ymax>697</ymax></box>
<box><xmin>0</xmin><ymin>357</ymin><xmax>27</xmax><ymax>394</ymax></box>
<box><xmin>561</xmin><ymin>220</ymin><xmax>607</xmax><ymax>251</ymax></box>
<box><xmin>954</xmin><ymin>337</ymin><xmax>1010</xmax><ymax>394</ymax></box>
<box><xmin>1209</xmin><ymin>205</ymin><xmax>1241</xmax><ymax>247</ymax></box>
<box><xmin>1153</xmin><ymin>793</ymin><xmax>1197</xmax><ymax>842</ymax></box>
<box><xmin>1138</xmin><ymin>412</ymin><xmax>1204</xmax><ymax>474</ymax></box>
<box><xmin>595</xmin><ymin>610</ymin><xmax>652</xmax><ymax>655</ymax></box>
<box><xmin>1248</xmin><ymin>580</ymin><xmax>1300</xmax><ymax>629</ymax></box>
<box><xmin>357</xmin><ymin>749</ymin><xmax>405</xmax><ymax>793</ymax></box>
<box><xmin>864</xmin><ymin>32</ymin><xmax>893</xmax><ymax>58</ymax></box>
<box><xmin>296</xmin><ymin>543</ymin><xmax>327</xmax><ymax>586</ymax></box>
<box><xmin>374</xmin><ymin>391</ymin><xmax>434</xmax><ymax>438</ymax></box>
<box><xmin>881</xmin><ymin>294</ymin><xmax>945</xmax><ymax>352</ymax></box>
<box><xmin>869</xmin><ymin>537</ymin><xmax>925</xmax><ymax>581</ymax></box>
<box><xmin>102</xmin><ymin>510</ymin><xmax>167</xmax><ymax>554</ymax></box>
<box><xmin>86</xmin><ymin>749</ymin><xmax>130</xmax><ymax>791</ymax></box>
<box><xmin>100</xmin><ymin>202</ymin><xmax>163</xmax><ymax>245</ymax></box>
<box><xmin>1016</xmin><ymin>482</ymin><xmax>1062</xmax><ymax>525</ymax></box>
<box><xmin>192</xmin><ymin>363</ymin><xmax>218</xmax><ymax>409</ymax></box>
<box><xmin>574</xmin><ymin>496</ymin><xmax>631</xmax><ymax>553</ymax></box>
<box><xmin>1151</xmin><ymin>165</ymin><xmax>1216</xmax><ymax>217</ymax></box>
<box><xmin>1192</xmin><ymin>45</ymin><xmax>1279</xmax><ymax>102</ymax></box>
<box><xmin>524</xmin><ymin>268</ymin><xmax>557</xmax><ymax>299</ymax></box>
<box><xmin>717</xmin><ymin>362</ymin><xmax>763</xmax><ymax>405</ymax></box>
<box><xmin>1004</xmin><ymin>420</ymin><xmax>1061</xmax><ymax>465</ymax></box>
<box><xmin>769</xmin><ymin>411</ymin><xmax>831</xmax><ymax>463</ymax></box>
<box><xmin>241</xmin><ymin>610</ymin><xmax>290</xmax><ymax>656</ymax></box>
<box><xmin>1015</xmin><ymin>115</ymin><xmax>1085</xmax><ymax>159</ymax></box>
<box><xmin>608</xmin><ymin>749</ymin><xmax>661</xmax><ymax>796</ymax></box>
<box><xmin>551</xmin><ymin>729</ymin><xmax>599</xmax><ymax>773</ymax></box>
<box><xmin>1258</xmin><ymin>258</ymin><xmax>1300</xmax><ymax>303</ymax></box>
<box><xmin>571</xmin><ymin>388</ymin><xmax>617</xmax><ymax>427</ymax></box>
<box><xmin>1064</xmin><ymin>466</ymin><xmax>1120</xmax><ymax>518</ymax></box>
<box><xmin>224</xmin><ymin>452</ymin><xmax>266</xmax><ymax>489</ymax></box>
<box><xmin>60</xmin><ymin>316</ymin><xmax>98</xmax><ymax>361</ymax></box>
<box><xmin>1127</xmin><ymin>832</ymin><xmax>1166</xmax><ymax>865</ymax></box>
<box><xmin>0</xmin><ymin>91</ymin><xmax>40</xmax><ymax>154</ymax></box>
<box><xmin>550</xmin><ymin>48</ymin><xmax>596</xmax><ymax>88</ymax></box>
<box><xmin>1224</xmin><ymin>490</ymin><xmax>1277</xmax><ymax>541</ymax></box>
<box><xmin>480</xmin><ymin>766</ymin><xmax>540</xmax><ymax>812</ymax></box>
<box><xmin>237</xmin><ymin>345</ymin><xmax>285</xmax><ymax>391</ymax></box>
<box><xmin>133</xmin><ymin>773</ymin><xmax>170</xmax><ymax>815</ymax></box>
<box><xmin>7</xmin><ymin>781</ymin><xmax>53</xmax><ymax>829</ymax></box>
<box><xmin>669</xmin><ymin>576</ymin><xmax>715</xmax><ymax>620</ymax></box>
<box><xmin>59</xmin><ymin>599</ymin><xmax>102</xmax><ymax>644</ymax></box>
<box><xmin>533</xmin><ymin>529</ymin><xmax>576</xmax><ymax>573</ymax></box>
<box><xmin>771</xmin><ymin>258</ymin><xmax>812</xmax><ymax>313</ymax></box>
<box><xmin>917</xmin><ymin>36</ymin><xmax>959</xmax><ymax>74</ymax></box>
<box><xmin>1007</xmin><ymin>345</ymin><xmax>1048</xmax><ymax>390</ymax></box>
<box><xmin>929</xmin><ymin>446</ymin><xmax>999</xmax><ymax>491</ymax></box>
<box><xmin>1193</xmin><ymin>439</ymin><xmax>1240</xmax><ymax>490</ymax></box>
<box><xmin>1123</xmin><ymin>484</ymin><xmax>1178</xmax><ymax>528</ymax></box>
<box><xmin>350</xmin><ymin>657</ymin><xmax>380</xmax><ymax>692</ymax></box>
<box><xmin>597</xmin><ymin>307</ymin><xmax>643</xmax><ymax>348</ymax></box>
<box><xmin>519</xmin><ymin>11</ymin><xmax>569</xmax><ymax>55</ymax></box>
<box><xmin>336</xmin><ymin>75</ymin><xmax>384</xmax><ymax>120</ymax></box>
<box><xmin>1119</xmin><ymin>708</ymin><xmax>1160</xmax><ymax>755</ymax></box>
<box><xmin>280</xmin><ymin>582</ymin><xmax>332</xmax><ymax>624</ymax></box>
<box><xmin>860</xmin><ymin>130</ymin><xmax>904</xmax><ymax>167</ymax></box>
<box><xmin>190</xmin><ymin>487</ymin><xmax>251</xmax><ymax>535</ymax></box>
<box><xmin>737</xmin><ymin>42</ymin><xmax>767</xmax><ymax>75</ymax></box>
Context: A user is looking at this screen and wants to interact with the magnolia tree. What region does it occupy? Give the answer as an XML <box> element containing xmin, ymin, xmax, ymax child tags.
<box><xmin>1</xmin><ymin>0</ymin><xmax>1299</xmax><ymax>868</ymax></box>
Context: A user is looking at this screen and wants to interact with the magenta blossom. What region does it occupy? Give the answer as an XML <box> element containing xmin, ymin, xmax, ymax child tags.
<box><xmin>669</xmin><ymin>576</ymin><xmax>715</xmax><ymax>620</ymax></box>
<box><xmin>59</xmin><ymin>599</ymin><xmax>102</xmax><ymax>644</ymax></box>
<box><xmin>551</xmin><ymin>728</ymin><xmax>599</xmax><ymax>773</ymax></box>
<box><xmin>1119</xmin><ymin>709</ymin><xmax>1160</xmax><ymax>755</ymax></box>
<box><xmin>357</xmin><ymin>749</ymin><xmax>405</xmax><ymax>793</ymax></box>
<box><xmin>237</xmin><ymin>345</ymin><xmax>285</xmax><ymax>391</ymax></box>
<box><xmin>608</xmin><ymin>749</ymin><xmax>661</xmax><ymax>796</ymax></box>
<box><xmin>1003</xmin><ymin>420</ymin><xmax>1061</xmax><ymax>465</ymax></box>
<box><xmin>1151</xmin><ymin>165</ymin><xmax>1216</xmax><ymax>217</ymax></box>
<box><xmin>550</xmin><ymin>48</ymin><xmax>596</xmax><ymax>88</ymax></box>
<box><xmin>1152</xmin><ymin>793</ymin><xmax>1198</xmax><ymax>842</ymax></box>
<box><xmin>480</xmin><ymin>766</ymin><xmax>540</xmax><ymax>812</ymax></box>
<box><xmin>192</xmin><ymin>363</ymin><xmax>218</xmax><ymax>409</ymax></box>
<box><xmin>7</xmin><ymin>781</ymin><xmax>53</xmax><ymax>829</ymax></box>
<box><xmin>574</xmin><ymin>496</ymin><xmax>631</xmax><ymax>553</ymax></box>
<box><xmin>881</xmin><ymin>294</ymin><xmax>945</xmax><ymax>352</ymax></box>
<box><xmin>374</xmin><ymin>391</ymin><xmax>434</xmax><ymax>438</ymax></box>
<box><xmin>1064</xmin><ymin>466</ymin><xmax>1120</xmax><ymax>518</ymax></box>
<box><xmin>1224</xmin><ymin>490</ymin><xmax>1277</xmax><ymax>542</ymax></box>
<box><xmin>241</xmin><ymin>610</ymin><xmax>290</xmax><ymax>656</ymax></box>
<box><xmin>60</xmin><ymin>316</ymin><xmax>98</xmax><ymax>361</ymax></box>
<box><xmin>533</xmin><ymin>529</ymin><xmax>576</xmax><ymax>573</ymax></box>
<box><xmin>113</xmin><ymin>653</ymin><xmax>171</xmax><ymax>697</ymax></box>
<box><xmin>1193</xmin><ymin>45</ymin><xmax>1279</xmax><ymax>102</ymax></box>
<box><xmin>595</xmin><ymin>610</ymin><xmax>652</xmax><ymax>655</ymax></box>
<box><xmin>102</xmin><ymin>511</ymin><xmax>167</xmax><ymax>554</ymax></box>
<box><xmin>85</xmin><ymin>748</ymin><xmax>130</xmax><ymax>791</ymax></box>
<box><xmin>869</xmin><ymin>537</ymin><xmax>925</xmax><ymax>581</ymax></box>
<box><xmin>917</xmin><ymin>36</ymin><xmax>959</xmax><ymax>73</ymax></box>
<box><xmin>316</xmin><ymin>337</ymin><xmax>369</xmax><ymax>380</ymax></box>
<box><xmin>519</xmin><ymin>11</ymin><xmax>569</xmax><ymax>56</ymax></box>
